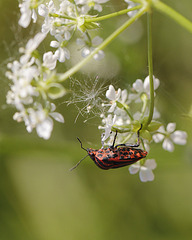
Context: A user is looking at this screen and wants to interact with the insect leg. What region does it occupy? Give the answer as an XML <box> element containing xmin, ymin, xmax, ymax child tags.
<box><xmin>111</xmin><ymin>130</ymin><xmax>118</xmax><ymax>148</ymax></box>
<box><xmin>115</xmin><ymin>124</ymin><xmax>142</xmax><ymax>148</ymax></box>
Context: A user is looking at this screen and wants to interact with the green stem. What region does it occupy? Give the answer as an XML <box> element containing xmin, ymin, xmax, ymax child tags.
<box><xmin>59</xmin><ymin>6</ymin><xmax>148</xmax><ymax>82</ymax></box>
<box><xmin>146</xmin><ymin>11</ymin><xmax>154</xmax><ymax>126</ymax></box>
<box><xmin>116</xmin><ymin>101</ymin><xmax>134</xmax><ymax>121</ymax></box>
<box><xmin>49</xmin><ymin>13</ymin><xmax>76</xmax><ymax>20</ymax></box>
<box><xmin>85</xmin><ymin>6</ymin><xmax>142</xmax><ymax>22</ymax></box>
<box><xmin>140</xmin><ymin>94</ymin><xmax>148</xmax><ymax>119</ymax></box>
<box><xmin>152</xmin><ymin>0</ymin><xmax>192</xmax><ymax>33</ymax></box>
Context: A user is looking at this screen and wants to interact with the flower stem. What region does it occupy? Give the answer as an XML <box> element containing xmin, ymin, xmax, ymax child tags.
<box><xmin>59</xmin><ymin>6</ymin><xmax>148</xmax><ymax>82</ymax></box>
<box><xmin>146</xmin><ymin>10</ymin><xmax>154</xmax><ymax>126</ymax></box>
<box><xmin>152</xmin><ymin>0</ymin><xmax>192</xmax><ymax>33</ymax></box>
<box><xmin>85</xmin><ymin>6</ymin><xmax>142</xmax><ymax>23</ymax></box>
<box><xmin>49</xmin><ymin>13</ymin><xmax>76</xmax><ymax>20</ymax></box>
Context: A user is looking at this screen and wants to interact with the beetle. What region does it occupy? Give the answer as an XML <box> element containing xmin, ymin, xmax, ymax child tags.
<box><xmin>70</xmin><ymin>127</ymin><xmax>147</xmax><ymax>171</ymax></box>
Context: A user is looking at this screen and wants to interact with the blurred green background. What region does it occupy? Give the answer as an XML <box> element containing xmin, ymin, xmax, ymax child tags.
<box><xmin>1</xmin><ymin>0</ymin><xmax>192</xmax><ymax>240</ymax></box>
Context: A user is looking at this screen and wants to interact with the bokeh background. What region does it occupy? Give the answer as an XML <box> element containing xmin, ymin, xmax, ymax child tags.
<box><xmin>1</xmin><ymin>0</ymin><xmax>192</xmax><ymax>240</ymax></box>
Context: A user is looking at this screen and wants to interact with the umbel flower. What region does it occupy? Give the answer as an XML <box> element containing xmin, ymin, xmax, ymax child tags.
<box><xmin>153</xmin><ymin>123</ymin><xmax>187</xmax><ymax>152</ymax></box>
<box><xmin>129</xmin><ymin>159</ymin><xmax>157</xmax><ymax>182</ymax></box>
<box><xmin>6</xmin><ymin>33</ymin><xmax>66</xmax><ymax>139</ymax></box>
<box><xmin>99</xmin><ymin>76</ymin><xmax>187</xmax><ymax>182</ymax></box>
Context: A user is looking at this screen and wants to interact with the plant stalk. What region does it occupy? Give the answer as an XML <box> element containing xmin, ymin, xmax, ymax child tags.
<box><xmin>146</xmin><ymin>10</ymin><xmax>154</xmax><ymax>126</ymax></box>
<box><xmin>59</xmin><ymin>6</ymin><xmax>148</xmax><ymax>82</ymax></box>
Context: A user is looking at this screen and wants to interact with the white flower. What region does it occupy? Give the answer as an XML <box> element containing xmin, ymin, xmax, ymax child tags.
<box><xmin>6</xmin><ymin>60</ymin><xmax>39</xmax><ymax>110</ymax></box>
<box><xmin>20</xmin><ymin>32</ymin><xmax>47</xmax><ymax>64</ymax></box>
<box><xmin>38</xmin><ymin>0</ymin><xmax>76</xmax><ymax>36</ymax></box>
<box><xmin>50</xmin><ymin>34</ymin><xmax>70</xmax><ymax>62</ymax></box>
<box><xmin>38</xmin><ymin>1</ymin><xmax>59</xmax><ymax>35</ymax></box>
<box><xmin>18</xmin><ymin>0</ymin><xmax>37</xmax><ymax>28</ymax></box>
<box><xmin>129</xmin><ymin>75</ymin><xmax>160</xmax><ymax>102</ymax></box>
<box><xmin>36</xmin><ymin>118</ymin><xmax>53</xmax><ymax>140</ymax></box>
<box><xmin>59</xmin><ymin>0</ymin><xmax>76</xmax><ymax>17</ymax></box>
<box><xmin>99</xmin><ymin>114</ymin><xmax>117</xmax><ymax>141</ymax></box>
<box><xmin>129</xmin><ymin>159</ymin><xmax>157</xmax><ymax>182</ymax></box>
<box><xmin>76</xmin><ymin>36</ymin><xmax>104</xmax><ymax>60</ymax></box>
<box><xmin>106</xmin><ymin>85</ymin><xmax>121</xmax><ymax>112</ymax></box>
<box><xmin>14</xmin><ymin>103</ymin><xmax>64</xmax><ymax>140</ymax></box>
<box><xmin>125</xmin><ymin>0</ymin><xmax>140</xmax><ymax>17</ymax></box>
<box><xmin>43</xmin><ymin>51</ymin><xmax>57</xmax><ymax>70</ymax></box>
<box><xmin>153</xmin><ymin>123</ymin><xmax>187</xmax><ymax>152</ymax></box>
<box><xmin>76</xmin><ymin>0</ymin><xmax>109</xmax><ymax>14</ymax></box>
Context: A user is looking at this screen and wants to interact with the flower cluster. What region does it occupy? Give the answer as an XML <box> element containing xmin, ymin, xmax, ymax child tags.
<box><xmin>5</xmin><ymin>0</ymin><xmax>188</xmax><ymax>181</ymax></box>
<box><xmin>6</xmin><ymin>0</ymin><xmax>112</xmax><ymax>138</ymax></box>
<box><xmin>99</xmin><ymin>76</ymin><xmax>187</xmax><ymax>182</ymax></box>
<box><xmin>18</xmin><ymin>0</ymin><xmax>108</xmax><ymax>67</ymax></box>
<box><xmin>6</xmin><ymin>33</ymin><xmax>65</xmax><ymax>139</ymax></box>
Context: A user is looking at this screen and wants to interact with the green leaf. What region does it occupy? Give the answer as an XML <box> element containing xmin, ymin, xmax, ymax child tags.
<box><xmin>132</xmin><ymin>120</ymin><xmax>141</xmax><ymax>132</ymax></box>
<box><xmin>84</xmin><ymin>22</ymin><xmax>100</xmax><ymax>30</ymax></box>
<box><xmin>140</xmin><ymin>130</ymin><xmax>152</xmax><ymax>142</ymax></box>
<box><xmin>147</xmin><ymin>121</ymin><xmax>162</xmax><ymax>132</ymax></box>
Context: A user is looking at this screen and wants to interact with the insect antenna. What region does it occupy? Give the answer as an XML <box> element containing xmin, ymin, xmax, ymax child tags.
<box><xmin>69</xmin><ymin>154</ymin><xmax>89</xmax><ymax>171</ymax></box>
<box><xmin>69</xmin><ymin>137</ymin><xmax>88</xmax><ymax>171</ymax></box>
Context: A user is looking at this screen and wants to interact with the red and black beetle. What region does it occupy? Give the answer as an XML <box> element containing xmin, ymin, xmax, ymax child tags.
<box><xmin>70</xmin><ymin>127</ymin><xmax>147</xmax><ymax>171</ymax></box>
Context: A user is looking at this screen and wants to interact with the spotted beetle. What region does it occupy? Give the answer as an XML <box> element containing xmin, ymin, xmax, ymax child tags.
<box><xmin>70</xmin><ymin>127</ymin><xmax>147</xmax><ymax>171</ymax></box>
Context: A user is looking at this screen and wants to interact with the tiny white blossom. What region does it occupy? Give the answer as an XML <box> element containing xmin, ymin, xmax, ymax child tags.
<box><xmin>129</xmin><ymin>159</ymin><xmax>157</xmax><ymax>182</ymax></box>
<box><xmin>20</xmin><ymin>32</ymin><xmax>47</xmax><ymax>64</ymax></box>
<box><xmin>36</xmin><ymin>118</ymin><xmax>53</xmax><ymax>140</ymax></box>
<box><xmin>106</xmin><ymin>85</ymin><xmax>121</xmax><ymax>112</ymax></box>
<box><xmin>50</xmin><ymin>34</ymin><xmax>70</xmax><ymax>62</ymax></box>
<box><xmin>15</xmin><ymin>103</ymin><xmax>64</xmax><ymax>140</ymax></box>
<box><xmin>38</xmin><ymin>1</ymin><xmax>58</xmax><ymax>35</ymax></box>
<box><xmin>43</xmin><ymin>51</ymin><xmax>57</xmax><ymax>70</ymax></box>
<box><xmin>76</xmin><ymin>0</ymin><xmax>109</xmax><ymax>14</ymax></box>
<box><xmin>6</xmin><ymin>60</ymin><xmax>39</xmax><ymax>110</ymax></box>
<box><xmin>76</xmin><ymin>36</ymin><xmax>104</xmax><ymax>60</ymax></box>
<box><xmin>125</xmin><ymin>0</ymin><xmax>140</xmax><ymax>17</ymax></box>
<box><xmin>153</xmin><ymin>123</ymin><xmax>187</xmax><ymax>152</ymax></box>
<box><xmin>129</xmin><ymin>75</ymin><xmax>160</xmax><ymax>102</ymax></box>
<box><xmin>99</xmin><ymin>114</ymin><xmax>117</xmax><ymax>141</ymax></box>
<box><xmin>19</xmin><ymin>0</ymin><xmax>37</xmax><ymax>28</ymax></box>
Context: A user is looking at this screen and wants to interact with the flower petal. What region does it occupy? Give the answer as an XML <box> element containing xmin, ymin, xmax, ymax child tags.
<box><xmin>108</xmin><ymin>103</ymin><xmax>116</xmax><ymax>112</ymax></box>
<box><xmin>50</xmin><ymin>41</ymin><xmax>60</xmax><ymax>48</ymax></box>
<box><xmin>106</xmin><ymin>85</ymin><xmax>116</xmax><ymax>100</ymax></box>
<box><xmin>92</xmin><ymin>36</ymin><xmax>103</xmax><ymax>45</ymax></box>
<box><xmin>129</xmin><ymin>163</ymin><xmax>140</xmax><ymax>174</ymax></box>
<box><xmin>171</xmin><ymin>130</ymin><xmax>187</xmax><ymax>145</ymax></box>
<box><xmin>145</xmin><ymin>159</ymin><xmax>157</xmax><ymax>170</ymax></box>
<box><xmin>153</xmin><ymin>133</ymin><xmax>164</xmax><ymax>143</ymax></box>
<box><xmin>162</xmin><ymin>138</ymin><xmax>174</xmax><ymax>152</ymax></box>
<box><xmin>139</xmin><ymin>167</ymin><xmax>155</xmax><ymax>182</ymax></box>
<box><xmin>144</xmin><ymin>76</ymin><xmax>160</xmax><ymax>93</ymax></box>
<box><xmin>43</xmin><ymin>51</ymin><xmax>57</xmax><ymax>70</ymax></box>
<box><xmin>133</xmin><ymin>79</ymin><xmax>144</xmax><ymax>93</ymax></box>
<box><xmin>166</xmin><ymin>122</ymin><xmax>176</xmax><ymax>133</ymax></box>
<box><xmin>50</xmin><ymin>112</ymin><xmax>64</xmax><ymax>123</ymax></box>
<box><xmin>36</xmin><ymin>118</ymin><xmax>53</xmax><ymax>140</ymax></box>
